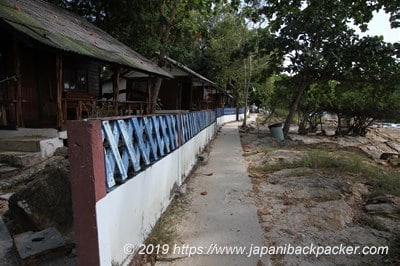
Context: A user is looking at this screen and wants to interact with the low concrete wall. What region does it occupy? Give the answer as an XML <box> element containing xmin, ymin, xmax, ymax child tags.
<box><xmin>68</xmin><ymin>110</ymin><xmax>241</xmax><ymax>266</ymax></box>
<box><xmin>217</xmin><ymin>113</ymin><xmax>244</xmax><ymax>126</ymax></box>
<box><xmin>95</xmin><ymin>123</ymin><xmax>216</xmax><ymax>265</ymax></box>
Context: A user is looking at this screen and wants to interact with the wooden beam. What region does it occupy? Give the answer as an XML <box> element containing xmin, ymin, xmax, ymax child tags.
<box><xmin>56</xmin><ymin>54</ymin><xmax>63</xmax><ymax>128</ymax></box>
<box><xmin>146</xmin><ymin>77</ymin><xmax>153</xmax><ymax>115</ymax></box>
<box><xmin>13</xmin><ymin>37</ymin><xmax>23</xmax><ymax>127</ymax></box>
<box><xmin>112</xmin><ymin>66</ymin><xmax>120</xmax><ymax>116</ymax></box>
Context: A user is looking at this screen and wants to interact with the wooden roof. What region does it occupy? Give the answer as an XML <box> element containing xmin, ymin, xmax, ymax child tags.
<box><xmin>0</xmin><ymin>0</ymin><xmax>172</xmax><ymax>78</ymax></box>
<box><xmin>125</xmin><ymin>55</ymin><xmax>216</xmax><ymax>86</ymax></box>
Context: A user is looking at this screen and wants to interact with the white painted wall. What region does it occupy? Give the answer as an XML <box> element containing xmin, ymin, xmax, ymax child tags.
<box><xmin>102</xmin><ymin>79</ymin><xmax>127</xmax><ymax>101</ymax></box>
<box><xmin>95</xmin><ymin>123</ymin><xmax>216</xmax><ymax>265</ymax></box>
<box><xmin>94</xmin><ymin>112</ymin><xmax>241</xmax><ymax>265</ymax></box>
<box><xmin>216</xmin><ymin>113</ymin><xmax>245</xmax><ymax>127</ymax></box>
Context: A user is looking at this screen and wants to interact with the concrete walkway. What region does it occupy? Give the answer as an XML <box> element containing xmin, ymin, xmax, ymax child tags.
<box><xmin>166</xmin><ymin>121</ymin><xmax>270</xmax><ymax>266</ymax></box>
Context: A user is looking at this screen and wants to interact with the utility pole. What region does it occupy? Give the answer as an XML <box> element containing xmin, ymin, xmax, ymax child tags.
<box><xmin>243</xmin><ymin>56</ymin><xmax>251</xmax><ymax>127</ymax></box>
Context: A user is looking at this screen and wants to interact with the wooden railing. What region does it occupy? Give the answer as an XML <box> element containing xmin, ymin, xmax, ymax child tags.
<box><xmin>61</xmin><ymin>98</ymin><xmax>148</xmax><ymax>123</ymax></box>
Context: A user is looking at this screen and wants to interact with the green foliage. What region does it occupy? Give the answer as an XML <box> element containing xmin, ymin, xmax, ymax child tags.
<box><xmin>302</xmin><ymin>149</ymin><xmax>365</xmax><ymax>172</ymax></box>
<box><xmin>47</xmin><ymin>0</ymin><xmax>218</xmax><ymax>61</ymax></box>
<box><xmin>47</xmin><ymin>0</ymin><xmax>399</xmax><ymax>127</ymax></box>
<box><xmin>200</xmin><ymin>8</ymin><xmax>253</xmax><ymax>105</ymax></box>
<box><xmin>244</xmin><ymin>0</ymin><xmax>400</xmax><ymax>136</ymax></box>
<box><xmin>296</xmin><ymin>80</ymin><xmax>400</xmax><ymax>135</ymax></box>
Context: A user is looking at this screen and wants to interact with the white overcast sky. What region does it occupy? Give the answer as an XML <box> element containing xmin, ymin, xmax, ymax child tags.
<box><xmin>355</xmin><ymin>10</ymin><xmax>400</xmax><ymax>43</ymax></box>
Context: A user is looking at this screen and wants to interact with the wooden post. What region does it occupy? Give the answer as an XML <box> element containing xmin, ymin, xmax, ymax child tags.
<box><xmin>13</xmin><ymin>37</ymin><xmax>23</xmax><ymax>127</ymax></box>
<box><xmin>146</xmin><ymin>77</ymin><xmax>153</xmax><ymax>115</ymax></box>
<box><xmin>189</xmin><ymin>82</ymin><xmax>192</xmax><ymax>110</ymax></box>
<box><xmin>56</xmin><ymin>55</ymin><xmax>63</xmax><ymax>128</ymax></box>
<box><xmin>112</xmin><ymin>66</ymin><xmax>120</xmax><ymax>116</ymax></box>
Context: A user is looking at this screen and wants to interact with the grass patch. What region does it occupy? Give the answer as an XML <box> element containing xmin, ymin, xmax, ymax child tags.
<box><xmin>302</xmin><ymin>149</ymin><xmax>366</xmax><ymax>173</ymax></box>
<box><xmin>260</xmin><ymin>147</ymin><xmax>277</xmax><ymax>154</ymax></box>
<box><xmin>242</xmin><ymin>151</ymin><xmax>260</xmax><ymax>157</ymax></box>
<box><xmin>262</xmin><ymin>161</ymin><xmax>303</xmax><ymax>173</ymax></box>
<box><xmin>243</xmin><ymin>147</ymin><xmax>277</xmax><ymax>158</ymax></box>
<box><xmin>140</xmin><ymin>196</ymin><xmax>188</xmax><ymax>264</ymax></box>
<box><xmin>303</xmin><ymin>149</ymin><xmax>400</xmax><ymax>196</ymax></box>
<box><xmin>260</xmin><ymin>148</ymin><xmax>400</xmax><ymax>196</ymax></box>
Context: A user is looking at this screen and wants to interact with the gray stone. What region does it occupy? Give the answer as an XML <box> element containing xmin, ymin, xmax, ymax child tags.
<box><xmin>379</xmin><ymin>152</ymin><xmax>399</xmax><ymax>160</ymax></box>
<box><xmin>175</xmin><ymin>184</ymin><xmax>187</xmax><ymax>197</ymax></box>
<box><xmin>308</xmin><ymin>200</ymin><xmax>354</xmax><ymax>230</ymax></box>
<box><xmin>14</xmin><ymin>227</ymin><xmax>66</xmax><ymax>261</ymax></box>
<box><xmin>198</xmin><ymin>153</ymin><xmax>209</xmax><ymax>165</ymax></box>
<box><xmin>53</xmin><ymin>147</ymin><xmax>69</xmax><ymax>157</ymax></box>
<box><xmin>0</xmin><ymin>217</ymin><xmax>18</xmax><ymax>265</ymax></box>
<box><xmin>0</xmin><ymin>165</ymin><xmax>19</xmax><ymax>174</ymax></box>
<box><xmin>264</xmin><ymin>149</ymin><xmax>306</xmax><ymax>166</ymax></box>
<box><xmin>0</xmin><ymin>151</ymin><xmax>44</xmax><ymax>168</ymax></box>
<box><xmin>0</xmin><ymin>162</ymin><xmax>20</xmax><ymax>178</ymax></box>
<box><xmin>366</xmin><ymin>194</ymin><xmax>393</xmax><ymax>205</ymax></box>
<box><xmin>8</xmin><ymin>165</ymin><xmax>72</xmax><ymax>233</ymax></box>
<box><xmin>365</xmin><ymin>203</ymin><xmax>399</xmax><ymax>217</ymax></box>
<box><xmin>0</xmin><ymin>192</ymin><xmax>15</xmax><ymax>201</ymax></box>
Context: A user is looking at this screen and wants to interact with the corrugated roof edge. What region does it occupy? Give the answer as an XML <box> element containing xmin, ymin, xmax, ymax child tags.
<box><xmin>0</xmin><ymin>0</ymin><xmax>173</xmax><ymax>78</ymax></box>
<box><xmin>162</xmin><ymin>55</ymin><xmax>228</xmax><ymax>94</ymax></box>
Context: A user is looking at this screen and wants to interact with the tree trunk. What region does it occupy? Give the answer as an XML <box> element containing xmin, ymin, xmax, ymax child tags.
<box><xmin>56</xmin><ymin>55</ymin><xmax>63</xmax><ymax>128</ymax></box>
<box><xmin>112</xmin><ymin>66</ymin><xmax>121</xmax><ymax>116</ymax></box>
<box><xmin>283</xmin><ymin>82</ymin><xmax>308</xmax><ymax>137</ymax></box>
<box><xmin>149</xmin><ymin>0</ymin><xmax>180</xmax><ymax>114</ymax></box>
<box><xmin>151</xmin><ymin>77</ymin><xmax>163</xmax><ymax>113</ymax></box>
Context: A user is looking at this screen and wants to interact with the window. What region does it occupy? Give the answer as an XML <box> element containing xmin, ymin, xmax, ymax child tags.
<box><xmin>127</xmin><ymin>80</ymin><xmax>148</xmax><ymax>101</ymax></box>
<box><xmin>63</xmin><ymin>67</ymin><xmax>88</xmax><ymax>92</ymax></box>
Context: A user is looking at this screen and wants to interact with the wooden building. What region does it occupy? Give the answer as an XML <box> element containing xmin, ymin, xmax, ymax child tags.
<box><xmin>123</xmin><ymin>56</ymin><xmax>227</xmax><ymax>112</ymax></box>
<box><xmin>0</xmin><ymin>0</ymin><xmax>171</xmax><ymax>129</ymax></box>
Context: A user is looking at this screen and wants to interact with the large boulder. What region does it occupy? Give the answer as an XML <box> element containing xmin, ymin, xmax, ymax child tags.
<box><xmin>8</xmin><ymin>162</ymin><xmax>72</xmax><ymax>234</ymax></box>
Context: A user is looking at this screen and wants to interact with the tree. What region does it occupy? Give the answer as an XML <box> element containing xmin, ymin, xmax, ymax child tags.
<box><xmin>47</xmin><ymin>0</ymin><xmax>220</xmax><ymax>112</ymax></box>
<box><xmin>245</xmin><ymin>0</ymin><xmax>400</xmax><ymax>137</ymax></box>
<box><xmin>202</xmin><ymin>9</ymin><xmax>245</xmax><ymax>107</ymax></box>
<box><xmin>199</xmin><ymin>4</ymin><xmax>266</xmax><ymax>121</ymax></box>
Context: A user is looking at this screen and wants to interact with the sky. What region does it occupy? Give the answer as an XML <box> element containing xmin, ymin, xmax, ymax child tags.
<box><xmin>355</xmin><ymin>10</ymin><xmax>400</xmax><ymax>43</ymax></box>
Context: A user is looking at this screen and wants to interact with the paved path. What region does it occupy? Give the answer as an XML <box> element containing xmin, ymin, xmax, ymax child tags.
<box><xmin>166</xmin><ymin>121</ymin><xmax>270</xmax><ymax>266</ymax></box>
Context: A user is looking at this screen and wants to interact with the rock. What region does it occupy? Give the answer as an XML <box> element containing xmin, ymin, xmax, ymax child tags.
<box><xmin>0</xmin><ymin>217</ymin><xmax>18</xmax><ymax>265</ymax></box>
<box><xmin>53</xmin><ymin>147</ymin><xmax>68</xmax><ymax>158</ymax></box>
<box><xmin>308</xmin><ymin>200</ymin><xmax>353</xmax><ymax>230</ymax></box>
<box><xmin>379</xmin><ymin>152</ymin><xmax>398</xmax><ymax>160</ymax></box>
<box><xmin>175</xmin><ymin>184</ymin><xmax>187</xmax><ymax>197</ymax></box>
<box><xmin>388</xmin><ymin>157</ymin><xmax>400</xmax><ymax>167</ymax></box>
<box><xmin>364</xmin><ymin>203</ymin><xmax>399</xmax><ymax>217</ymax></box>
<box><xmin>13</xmin><ymin>227</ymin><xmax>67</xmax><ymax>263</ymax></box>
<box><xmin>0</xmin><ymin>192</ymin><xmax>14</xmax><ymax>201</ymax></box>
<box><xmin>8</xmin><ymin>165</ymin><xmax>72</xmax><ymax>233</ymax></box>
<box><xmin>365</xmin><ymin>194</ymin><xmax>400</xmax><ymax>214</ymax></box>
<box><xmin>386</xmin><ymin>141</ymin><xmax>400</xmax><ymax>153</ymax></box>
<box><xmin>264</xmin><ymin>150</ymin><xmax>306</xmax><ymax>166</ymax></box>
<box><xmin>268</xmin><ymin>172</ymin><xmax>344</xmax><ymax>202</ymax></box>
<box><xmin>366</xmin><ymin>194</ymin><xmax>393</xmax><ymax>205</ymax></box>
<box><xmin>198</xmin><ymin>153</ymin><xmax>209</xmax><ymax>165</ymax></box>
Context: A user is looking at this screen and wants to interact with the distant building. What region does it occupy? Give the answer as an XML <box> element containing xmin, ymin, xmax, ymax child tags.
<box><xmin>115</xmin><ymin>55</ymin><xmax>228</xmax><ymax>112</ymax></box>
